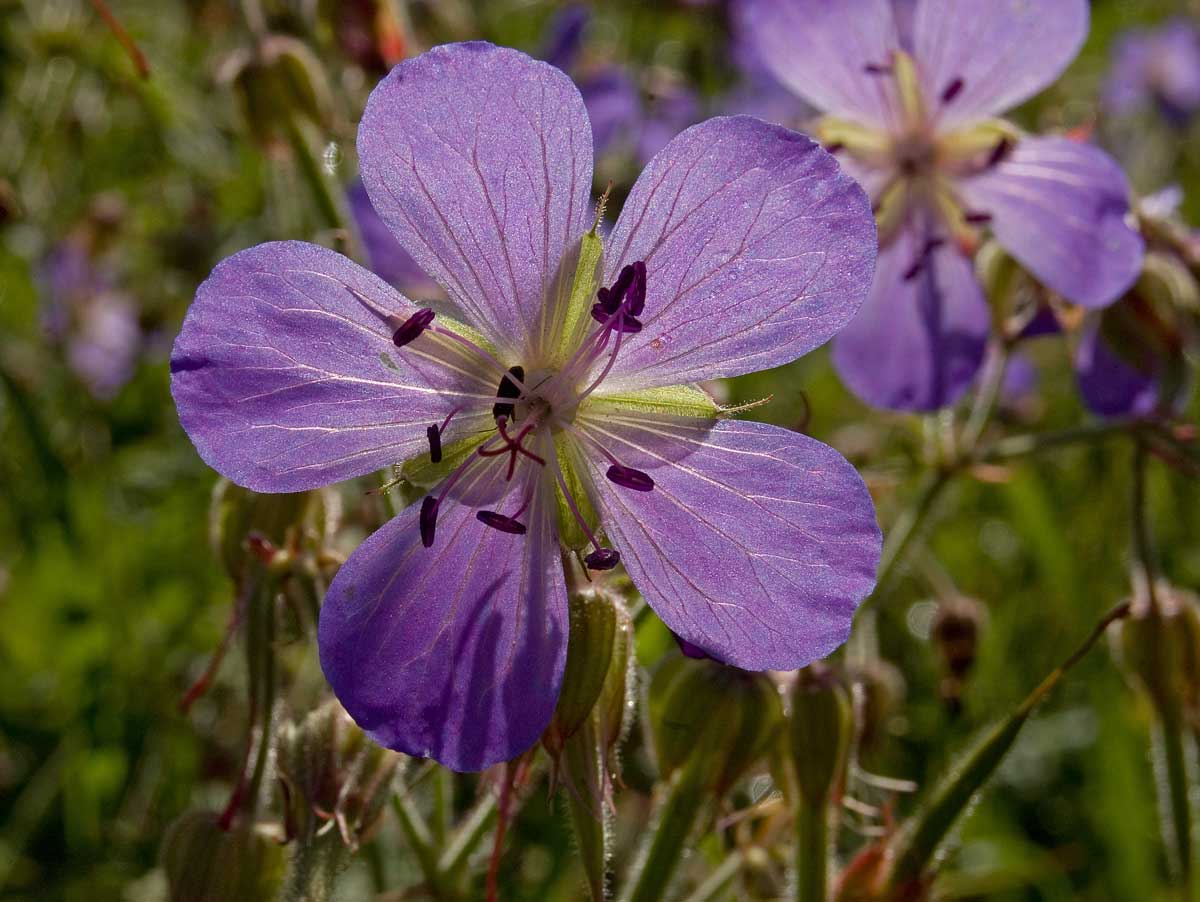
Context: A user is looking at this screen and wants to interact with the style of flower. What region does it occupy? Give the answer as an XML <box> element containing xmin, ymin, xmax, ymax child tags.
<box><xmin>1105</xmin><ymin>18</ymin><xmax>1200</xmax><ymax>126</ymax></box>
<box><xmin>171</xmin><ymin>43</ymin><xmax>882</xmax><ymax>771</ymax></box>
<box><xmin>739</xmin><ymin>0</ymin><xmax>1145</xmax><ymax>411</ymax></box>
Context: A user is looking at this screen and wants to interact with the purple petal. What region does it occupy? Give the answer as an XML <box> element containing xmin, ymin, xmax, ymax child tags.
<box><xmin>913</xmin><ymin>0</ymin><xmax>1088</xmax><ymax>129</ymax></box>
<box><xmin>347</xmin><ymin>181</ymin><xmax>440</xmax><ymax>297</ymax></box>
<box><xmin>598</xmin><ymin>116</ymin><xmax>876</xmax><ymax>392</ymax></box>
<box><xmin>636</xmin><ymin>82</ymin><xmax>702</xmax><ymax>166</ymax></box>
<box><xmin>832</xmin><ymin>220</ymin><xmax>989</xmax><ymax>411</ymax></box>
<box><xmin>957</xmin><ymin>137</ymin><xmax>1144</xmax><ymax>308</ymax></box>
<box><xmin>357</xmin><ymin>43</ymin><xmax>594</xmax><ymax>359</ymax></box>
<box><xmin>736</xmin><ymin>0</ymin><xmax>903</xmax><ymax>129</ymax></box>
<box><xmin>578</xmin><ymin>66</ymin><xmax>642</xmax><ymax>156</ymax></box>
<box><xmin>170</xmin><ymin>241</ymin><xmax>495</xmax><ymax>492</ymax></box>
<box><xmin>1105</xmin><ymin>19</ymin><xmax>1200</xmax><ymax>121</ymax></box>
<box><xmin>1075</xmin><ymin>322</ymin><xmax>1159</xmax><ymax>419</ymax></box>
<box><xmin>319</xmin><ymin>474</ymin><xmax>568</xmax><ymax>771</ymax></box>
<box><xmin>69</xmin><ymin>293</ymin><xmax>141</xmax><ymax>399</ymax></box>
<box><xmin>999</xmin><ymin>351</ymin><xmax>1038</xmax><ymax>408</ymax></box>
<box><xmin>540</xmin><ymin>4</ymin><xmax>590</xmax><ymax>72</ymax></box>
<box><xmin>574</xmin><ymin>414</ymin><xmax>880</xmax><ymax>670</ymax></box>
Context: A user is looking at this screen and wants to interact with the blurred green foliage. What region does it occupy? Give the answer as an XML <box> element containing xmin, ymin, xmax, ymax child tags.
<box><xmin>1</xmin><ymin>0</ymin><xmax>1199</xmax><ymax>900</ymax></box>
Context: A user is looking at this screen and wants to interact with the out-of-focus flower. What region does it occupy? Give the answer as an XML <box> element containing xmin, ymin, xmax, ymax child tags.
<box><xmin>347</xmin><ymin>180</ymin><xmax>441</xmax><ymax>298</ymax></box>
<box><xmin>636</xmin><ymin>77</ymin><xmax>702</xmax><ymax>164</ymax></box>
<box><xmin>1105</xmin><ymin>18</ymin><xmax>1200</xmax><ymax>126</ymax></box>
<box><xmin>39</xmin><ymin>237</ymin><xmax>141</xmax><ymax>400</ymax></box>
<box><xmin>739</xmin><ymin>0</ymin><xmax>1144</xmax><ymax>411</ymax></box>
<box><xmin>171</xmin><ymin>43</ymin><xmax>881</xmax><ymax>770</ymax></box>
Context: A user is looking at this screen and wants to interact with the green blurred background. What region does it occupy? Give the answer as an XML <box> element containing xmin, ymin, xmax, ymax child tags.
<box><xmin>1</xmin><ymin>0</ymin><xmax>1199</xmax><ymax>899</ymax></box>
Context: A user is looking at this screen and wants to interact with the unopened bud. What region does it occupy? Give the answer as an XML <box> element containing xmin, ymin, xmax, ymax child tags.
<box><xmin>161</xmin><ymin>810</ymin><xmax>285</xmax><ymax>902</ymax></box>
<box><xmin>786</xmin><ymin>663</ymin><xmax>852</xmax><ymax>805</ymax></box>
<box><xmin>223</xmin><ymin>35</ymin><xmax>333</xmax><ymax>149</ymax></box>
<box><xmin>210</xmin><ymin>480</ymin><xmax>326</xmax><ymax>582</ymax></box>
<box><xmin>1114</xmin><ymin>585</ymin><xmax>1200</xmax><ymax>723</ymax></box>
<box><xmin>648</xmin><ymin>654</ymin><xmax>782</xmax><ymax>794</ymax></box>
<box><xmin>851</xmin><ymin>658</ymin><xmax>906</xmax><ymax>754</ymax></box>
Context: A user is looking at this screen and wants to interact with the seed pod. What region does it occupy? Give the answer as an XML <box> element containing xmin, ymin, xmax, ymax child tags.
<box><xmin>161</xmin><ymin>810</ymin><xmax>286</xmax><ymax>902</ymax></box>
<box><xmin>648</xmin><ymin>654</ymin><xmax>782</xmax><ymax>794</ymax></box>
<box><xmin>786</xmin><ymin>663</ymin><xmax>853</xmax><ymax>805</ymax></box>
<box><xmin>1114</xmin><ymin>585</ymin><xmax>1200</xmax><ymax>724</ymax></box>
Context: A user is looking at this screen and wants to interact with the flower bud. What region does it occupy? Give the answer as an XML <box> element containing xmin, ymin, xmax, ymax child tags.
<box><xmin>222</xmin><ymin>35</ymin><xmax>333</xmax><ymax>149</ymax></box>
<box><xmin>850</xmin><ymin>658</ymin><xmax>906</xmax><ymax>754</ymax></box>
<box><xmin>931</xmin><ymin>596</ymin><xmax>986</xmax><ymax>713</ymax></box>
<box><xmin>161</xmin><ymin>810</ymin><xmax>285</xmax><ymax>902</ymax></box>
<box><xmin>785</xmin><ymin>663</ymin><xmax>852</xmax><ymax>805</ymax></box>
<box><xmin>1113</xmin><ymin>585</ymin><xmax>1200</xmax><ymax>724</ymax></box>
<box><xmin>210</xmin><ymin>480</ymin><xmax>327</xmax><ymax>582</ymax></box>
<box><xmin>277</xmin><ymin>701</ymin><xmax>400</xmax><ymax>850</ymax></box>
<box><xmin>648</xmin><ymin>654</ymin><xmax>782</xmax><ymax>794</ymax></box>
<box><xmin>543</xmin><ymin>587</ymin><xmax>630</xmax><ymax>757</ymax></box>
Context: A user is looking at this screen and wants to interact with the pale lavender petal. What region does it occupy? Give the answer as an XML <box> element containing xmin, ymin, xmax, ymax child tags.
<box><xmin>598</xmin><ymin>116</ymin><xmax>876</xmax><ymax>392</ymax></box>
<box><xmin>1105</xmin><ymin>19</ymin><xmax>1200</xmax><ymax>122</ymax></box>
<box><xmin>914</xmin><ymin>0</ymin><xmax>1088</xmax><ymax>130</ymax></box>
<box><xmin>319</xmin><ymin>472</ymin><xmax>567</xmax><ymax>771</ymax></box>
<box><xmin>999</xmin><ymin>352</ymin><xmax>1038</xmax><ymax>408</ymax></box>
<box><xmin>1075</xmin><ymin>322</ymin><xmax>1159</xmax><ymax>419</ymax></box>
<box><xmin>170</xmin><ymin>241</ymin><xmax>496</xmax><ymax>493</ymax></box>
<box><xmin>348</xmin><ymin>181</ymin><xmax>440</xmax><ymax>297</ymax></box>
<box><xmin>736</xmin><ymin>0</ymin><xmax>903</xmax><ymax>129</ymax></box>
<box><xmin>957</xmin><ymin>137</ymin><xmax>1144</xmax><ymax>308</ymax></box>
<box><xmin>69</xmin><ymin>293</ymin><xmax>141</xmax><ymax>399</ymax></box>
<box><xmin>572</xmin><ymin>414</ymin><xmax>880</xmax><ymax>670</ymax></box>
<box><xmin>357</xmin><ymin>43</ymin><xmax>594</xmax><ymax>359</ymax></box>
<box><xmin>832</xmin><ymin>219</ymin><xmax>989</xmax><ymax>411</ymax></box>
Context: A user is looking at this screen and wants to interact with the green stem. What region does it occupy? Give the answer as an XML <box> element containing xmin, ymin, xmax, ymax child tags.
<box><xmin>245</xmin><ymin>582</ymin><xmax>276</xmax><ymax>817</ymax></box>
<box><xmin>431</xmin><ymin>767</ymin><xmax>451</xmax><ymax>849</ymax></box>
<box><xmin>1131</xmin><ymin>440</ymin><xmax>1160</xmax><ymax>610</ymax></box>
<box><xmin>282</xmin><ymin>111</ymin><xmax>354</xmax><ymax>249</ymax></box>
<box><xmin>1157</xmin><ymin>713</ymin><xmax>1195</xmax><ymax>897</ymax></box>
<box><xmin>437</xmin><ymin>793</ymin><xmax>498</xmax><ymax>877</ymax></box>
<box><xmin>681</xmin><ymin>849</ymin><xmax>746</xmax><ymax>902</ymax></box>
<box><xmin>794</xmin><ymin>798</ymin><xmax>829</xmax><ymax>902</ymax></box>
<box><xmin>391</xmin><ymin>792</ymin><xmax>449</xmax><ymax>899</ymax></box>
<box><xmin>961</xmin><ymin>341</ymin><xmax>1010</xmax><ymax>450</ymax></box>
<box><xmin>622</xmin><ymin>761</ymin><xmax>707</xmax><ymax>902</ymax></box>
<box><xmin>869</xmin><ymin>468</ymin><xmax>953</xmax><ymax>606</ymax></box>
<box><xmin>974</xmin><ymin>419</ymin><xmax>1138</xmax><ymax>464</ymax></box>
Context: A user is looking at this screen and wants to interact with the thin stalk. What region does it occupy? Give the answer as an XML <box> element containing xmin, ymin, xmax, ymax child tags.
<box><xmin>282</xmin><ymin>111</ymin><xmax>356</xmax><ymax>253</ymax></box>
<box><xmin>869</xmin><ymin>468</ymin><xmax>953</xmax><ymax>606</ymax></box>
<box><xmin>431</xmin><ymin>767</ymin><xmax>452</xmax><ymax>848</ymax></box>
<box><xmin>437</xmin><ymin>793</ymin><xmax>498</xmax><ymax>876</ymax></box>
<box><xmin>681</xmin><ymin>849</ymin><xmax>746</xmax><ymax>902</ymax></box>
<box><xmin>1156</xmin><ymin>713</ymin><xmax>1195</xmax><ymax>897</ymax></box>
<box><xmin>794</xmin><ymin>799</ymin><xmax>829</xmax><ymax>902</ymax></box>
<box><xmin>974</xmin><ymin>419</ymin><xmax>1137</xmax><ymax>464</ymax></box>
<box><xmin>245</xmin><ymin>583</ymin><xmax>276</xmax><ymax>816</ymax></box>
<box><xmin>961</xmin><ymin>341</ymin><xmax>1009</xmax><ymax>450</ymax></box>
<box><xmin>621</xmin><ymin>760</ymin><xmax>708</xmax><ymax>902</ymax></box>
<box><xmin>1131</xmin><ymin>440</ymin><xmax>1160</xmax><ymax>610</ymax></box>
<box><xmin>391</xmin><ymin>792</ymin><xmax>449</xmax><ymax>899</ymax></box>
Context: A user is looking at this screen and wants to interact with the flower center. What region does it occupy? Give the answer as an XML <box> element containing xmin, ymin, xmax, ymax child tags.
<box><xmin>380</xmin><ymin>260</ymin><xmax>656</xmax><ymax>571</ymax></box>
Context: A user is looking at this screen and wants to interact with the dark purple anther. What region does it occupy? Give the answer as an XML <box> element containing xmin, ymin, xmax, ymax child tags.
<box><xmin>863</xmin><ymin>62</ymin><xmax>892</xmax><ymax>76</ymax></box>
<box><xmin>902</xmin><ymin>238</ymin><xmax>945</xmax><ymax>283</ymax></box>
<box><xmin>392</xmin><ymin>308</ymin><xmax>435</xmax><ymax>348</ymax></box>
<box><xmin>426</xmin><ymin>424</ymin><xmax>442</xmax><ymax>463</ymax></box>
<box><xmin>985</xmin><ymin>138</ymin><xmax>1013</xmax><ymax>169</ymax></box>
<box><xmin>824</xmin><ymin>142</ymin><xmax>845</xmax><ymax>155</ymax></box>
<box><xmin>964</xmin><ymin>210</ymin><xmax>994</xmax><ymax>225</ymax></box>
<box><xmin>627</xmin><ymin>261</ymin><xmax>647</xmax><ymax>317</ymax></box>
<box><xmin>419</xmin><ymin>495</ymin><xmax>439</xmax><ymax>548</ymax></box>
<box><xmin>611</xmin><ymin>315</ymin><xmax>643</xmax><ymax>334</ymax></box>
<box><xmin>595</xmin><ymin>264</ymin><xmax>636</xmax><ymax>317</ymax></box>
<box><xmin>584</xmin><ymin>548</ymin><xmax>620</xmax><ymax>571</ymax></box>
<box><xmin>606</xmin><ymin>464</ymin><xmax>654</xmax><ymax>492</ymax></box>
<box><xmin>476</xmin><ymin>510</ymin><xmax>527</xmax><ymax>535</ymax></box>
<box><xmin>941</xmin><ymin>77</ymin><xmax>965</xmax><ymax>104</ymax></box>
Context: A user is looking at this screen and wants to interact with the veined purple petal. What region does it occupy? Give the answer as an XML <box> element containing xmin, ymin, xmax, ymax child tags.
<box><xmin>572</xmin><ymin>413</ymin><xmax>880</xmax><ymax>670</ymax></box>
<box><xmin>170</xmin><ymin>241</ymin><xmax>495</xmax><ymax>493</ymax></box>
<box><xmin>832</xmin><ymin>220</ymin><xmax>989</xmax><ymax>411</ymax></box>
<box><xmin>318</xmin><ymin>472</ymin><xmax>567</xmax><ymax>772</ymax></box>
<box><xmin>357</xmin><ymin>43</ymin><xmax>594</xmax><ymax>360</ymax></box>
<box><xmin>957</xmin><ymin>137</ymin><xmax>1144</xmax><ymax>308</ymax></box>
<box><xmin>347</xmin><ymin>180</ymin><xmax>440</xmax><ymax>297</ymax></box>
<box><xmin>736</xmin><ymin>0</ymin><xmax>903</xmax><ymax>130</ymax></box>
<box><xmin>1075</xmin><ymin>322</ymin><xmax>1159</xmax><ymax>419</ymax></box>
<box><xmin>597</xmin><ymin>116</ymin><xmax>876</xmax><ymax>392</ymax></box>
<box><xmin>914</xmin><ymin>0</ymin><xmax>1088</xmax><ymax>130</ymax></box>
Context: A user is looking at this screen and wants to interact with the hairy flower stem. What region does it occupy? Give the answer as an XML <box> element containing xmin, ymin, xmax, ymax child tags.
<box><xmin>794</xmin><ymin>799</ymin><xmax>828</xmax><ymax>902</ymax></box>
<box><xmin>1131</xmin><ymin>441</ymin><xmax>1161</xmax><ymax>611</ymax></box>
<box><xmin>681</xmin><ymin>850</ymin><xmax>746</xmax><ymax>902</ymax></box>
<box><xmin>622</xmin><ymin>759</ymin><xmax>708</xmax><ymax>902</ymax></box>
<box><xmin>391</xmin><ymin>791</ymin><xmax>452</xmax><ymax>899</ymax></box>
<box><xmin>870</xmin><ymin>467</ymin><xmax>953</xmax><ymax>606</ymax></box>
<box><xmin>245</xmin><ymin>581</ymin><xmax>277</xmax><ymax>818</ymax></box>
<box><xmin>961</xmin><ymin>340</ymin><xmax>1011</xmax><ymax>450</ymax></box>
<box><xmin>282</xmin><ymin>112</ymin><xmax>358</xmax><ymax>259</ymax></box>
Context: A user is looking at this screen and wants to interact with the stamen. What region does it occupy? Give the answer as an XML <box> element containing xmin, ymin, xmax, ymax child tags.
<box><xmin>584</xmin><ymin>548</ymin><xmax>620</xmax><ymax>571</ymax></box>
<box><xmin>941</xmin><ymin>77</ymin><xmax>965</xmax><ymax>104</ymax></box>
<box><xmin>902</xmin><ymin>238</ymin><xmax>946</xmax><ymax>282</ymax></box>
<box><xmin>606</xmin><ymin>464</ymin><xmax>654</xmax><ymax>492</ymax></box>
<box><xmin>476</xmin><ymin>511</ymin><xmax>527</xmax><ymax>535</ymax></box>
<box><xmin>493</xmin><ymin>366</ymin><xmax>526</xmax><ymax>420</ymax></box>
<box><xmin>391</xmin><ymin>308</ymin><xmax>435</xmax><ymax>347</ymax></box>
<box><xmin>419</xmin><ymin>496</ymin><xmax>439</xmax><ymax>548</ymax></box>
<box><xmin>550</xmin><ymin>455</ymin><xmax>619</xmax><ymax>571</ymax></box>
<box><xmin>824</xmin><ymin>142</ymin><xmax>845</xmax><ymax>155</ymax></box>
<box><xmin>478</xmin><ymin>416</ymin><xmax>546</xmax><ymax>481</ymax></box>
<box><xmin>985</xmin><ymin>138</ymin><xmax>1013</xmax><ymax>169</ymax></box>
<box><xmin>964</xmin><ymin>210</ymin><xmax>993</xmax><ymax>225</ymax></box>
<box><xmin>426</xmin><ymin>425</ymin><xmax>443</xmax><ymax>463</ymax></box>
<box><xmin>428</xmin><ymin>325</ymin><xmax>523</xmax><ymax>386</ymax></box>
<box><xmin>863</xmin><ymin>62</ymin><xmax>892</xmax><ymax>76</ymax></box>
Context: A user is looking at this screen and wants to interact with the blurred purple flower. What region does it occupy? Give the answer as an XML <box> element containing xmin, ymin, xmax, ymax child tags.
<box><xmin>347</xmin><ymin>180</ymin><xmax>440</xmax><ymax>297</ymax></box>
<box><xmin>1105</xmin><ymin>18</ymin><xmax>1200</xmax><ymax>125</ymax></box>
<box><xmin>740</xmin><ymin>0</ymin><xmax>1144</xmax><ymax>411</ymax></box>
<box><xmin>39</xmin><ymin>240</ymin><xmax>140</xmax><ymax>399</ymax></box>
<box><xmin>636</xmin><ymin>80</ymin><xmax>702</xmax><ymax>164</ymax></box>
<box><xmin>540</xmin><ymin>4</ymin><xmax>590</xmax><ymax>71</ymax></box>
<box><xmin>576</xmin><ymin>66</ymin><xmax>642</xmax><ymax>156</ymax></box>
<box><xmin>171</xmin><ymin>43</ymin><xmax>881</xmax><ymax>770</ymax></box>
<box><xmin>1074</xmin><ymin>320</ymin><xmax>1160</xmax><ymax>419</ymax></box>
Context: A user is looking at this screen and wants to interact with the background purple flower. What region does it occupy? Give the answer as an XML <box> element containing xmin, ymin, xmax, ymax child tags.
<box><xmin>347</xmin><ymin>180</ymin><xmax>441</xmax><ymax>297</ymax></box>
<box><xmin>1105</xmin><ymin>18</ymin><xmax>1200</xmax><ymax>125</ymax></box>
<box><xmin>171</xmin><ymin>43</ymin><xmax>881</xmax><ymax>771</ymax></box>
<box><xmin>739</xmin><ymin>0</ymin><xmax>1145</xmax><ymax>412</ymax></box>
<box><xmin>1074</xmin><ymin>321</ymin><xmax>1161</xmax><ymax>419</ymax></box>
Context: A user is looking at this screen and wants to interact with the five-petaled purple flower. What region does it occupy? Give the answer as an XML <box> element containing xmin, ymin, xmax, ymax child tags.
<box><xmin>170</xmin><ymin>43</ymin><xmax>882</xmax><ymax>771</ymax></box>
<box><xmin>1105</xmin><ymin>18</ymin><xmax>1200</xmax><ymax>126</ymax></box>
<box><xmin>740</xmin><ymin>0</ymin><xmax>1145</xmax><ymax>411</ymax></box>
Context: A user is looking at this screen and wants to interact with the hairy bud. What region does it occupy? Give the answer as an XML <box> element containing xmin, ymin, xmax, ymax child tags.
<box><xmin>161</xmin><ymin>810</ymin><xmax>285</xmax><ymax>902</ymax></box>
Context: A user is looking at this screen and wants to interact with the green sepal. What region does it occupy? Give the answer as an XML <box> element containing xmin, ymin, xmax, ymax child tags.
<box><xmin>544</xmin><ymin>589</ymin><xmax>619</xmax><ymax>756</ymax></box>
<box><xmin>544</xmin><ymin>227</ymin><xmax>605</xmax><ymax>369</ymax></box>
<box><xmin>554</xmin><ymin>432</ymin><xmax>601</xmax><ymax>551</ymax></box>
<box><xmin>398</xmin><ymin>431</ymin><xmax>489</xmax><ymax>492</ymax></box>
<box><xmin>585</xmin><ymin>384</ymin><xmax>720</xmax><ymax>420</ymax></box>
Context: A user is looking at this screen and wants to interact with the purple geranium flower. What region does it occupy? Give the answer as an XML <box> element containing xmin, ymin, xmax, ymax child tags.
<box><xmin>1105</xmin><ymin>18</ymin><xmax>1200</xmax><ymax>126</ymax></box>
<box><xmin>1074</xmin><ymin>319</ymin><xmax>1160</xmax><ymax>419</ymax></box>
<box><xmin>739</xmin><ymin>0</ymin><xmax>1145</xmax><ymax>411</ymax></box>
<box><xmin>170</xmin><ymin>43</ymin><xmax>881</xmax><ymax>771</ymax></box>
